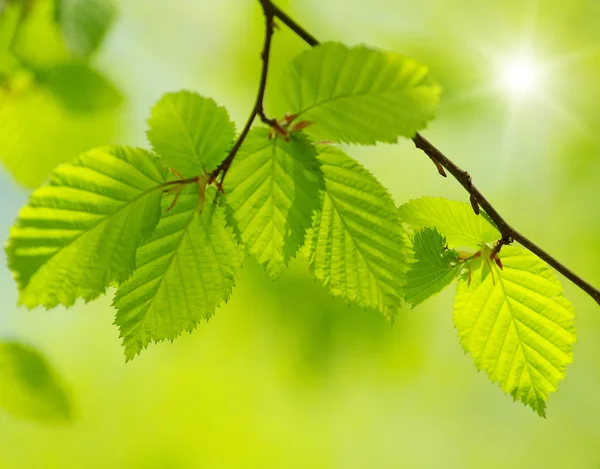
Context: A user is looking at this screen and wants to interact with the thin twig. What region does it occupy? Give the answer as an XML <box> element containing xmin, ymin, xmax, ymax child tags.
<box><xmin>263</xmin><ymin>0</ymin><xmax>600</xmax><ymax>306</ymax></box>
<box><xmin>210</xmin><ymin>0</ymin><xmax>281</xmax><ymax>185</ymax></box>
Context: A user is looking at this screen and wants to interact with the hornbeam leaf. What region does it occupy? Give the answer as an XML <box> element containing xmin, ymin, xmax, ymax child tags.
<box><xmin>224</xmin><ymin>128</ymin><xmax>324</xmax><ymax>280</ymax></box>
<box><xmin>147</xmin><ymin>91</ymin><xmax>236</xmax><ymax>176</ymax></box>
<box><xmin>281</xmin><ymin>42</ymin><xmax>441</xmax><ymax>145</ymax></box>
<box><xmin>6</xmin><ymin>146</ymin><xmax>167</xmax><ymax>309</ymax></box>
<box><xmin>305</xmin><ymin>145</ymin><xmax>409</xmax><ymax>319</ymax></box>
<box><xmin>55</xmin><ymin>0</ymin><xmax>117</xmax><ymax>58</ymax></box>
<box><xmin>113</xmin><ymin>187</ymin><xmax>243</xmax><ymax>361</ymax></box>
<box><xmin>398</xmin><ymin>197</ymin><xmax>500</xmax><ymax>249</ymax></box>
<box><xmin>405</xmin><ymin>227</ymin><xmax>460</xmax><ymax>307</ymax></box>
<box><xmin>0</xmin><ymin>341</ymin><xmax>71</xmax><ymax>423</ymax></box>
<box><xmin>453</xmin><ymin>246</ymin><xmax>576</xmax><ymax>417</ymax></box>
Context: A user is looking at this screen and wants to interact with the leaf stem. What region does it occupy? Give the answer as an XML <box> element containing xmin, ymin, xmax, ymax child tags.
<box><xmin>262</xmin><ymin>0</ymin><xmax>600</xmax><ymax>307</ymax></box>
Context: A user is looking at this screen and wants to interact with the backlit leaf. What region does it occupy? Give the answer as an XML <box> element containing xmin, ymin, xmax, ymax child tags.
<box><xmin>6</xmin><ymin>146</ymin><xmax>167</xmax><ymax>309</ymax></box>
<box><xmin>281</xmin><ymin>42</ymin><xmax>440</xmax><ymax>144</ymax></box>
<box><xmin>453</xmin><ymin>246</ymin><xmax>576</xmax><ymax>417</ymax></box>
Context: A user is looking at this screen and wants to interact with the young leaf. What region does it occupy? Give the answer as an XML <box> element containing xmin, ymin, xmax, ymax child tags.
<box><xmin>304</xmin><ymin>145</ymin><xmax>409</xmax><ymax>319</ymax></box>
<box><xmin>398</xmin><ymin>197</ymin><xmax>500</xmax><ymax>249</ymax></box>
<box><xmin>224</xmin><ymin>128</ymin><xmax>324</xmax><ymax>280</ymax></box>
<box><xmin>113</xmin><ymin>187</ymin><xmax>243</xmax><ymax>361</ymax></box>
<box><xmin>39</xmin><ymin>61</ymin><xmax>122</xmax><ymax>113</ymax></box>
<box><xmin>6</xmin><ymin>146</ymin><xmax>167</xmax><ymax>309</ymax></box>
<box><xmin>453</xmin><ymin>246</ymin><xmax>576</xmax><ymax>417</ymax></box>
<box><xmin>281</xmin><ymin>42</ymin><xmax>441</xmax><ymax>145</ymax></box>
<box><xmin>55</xmin><ymin>0</ymin><xmax>116</xmax><ymax>58</ymax></box>
<box><xmin>0</xmin><ymin>341</ymin><xmax>71</xmax><ymax>423</ymax></box>
<box><xmin>405</xmin><ymin>227</ymin><xmax>460</xmax><ymax>307</ymax></box>
<box><xmin>147</xmin><ymin>91</ymin><xmax>236</xmax><ymax>176</ymax></box>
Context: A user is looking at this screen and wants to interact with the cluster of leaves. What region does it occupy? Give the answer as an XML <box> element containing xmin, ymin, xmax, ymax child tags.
<box><xmin>0</xmin><ymin>0</ymin><xmax>121</xmax><ymax>187</ymax></box>
<box><xmin>5</xmin><ymin>41</ymin><xmax>576</xmax><ymax>416</ymax></box>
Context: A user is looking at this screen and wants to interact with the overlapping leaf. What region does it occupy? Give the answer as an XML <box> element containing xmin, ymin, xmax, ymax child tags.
<box><xmin>454</xmin><ymin>246</ymin><xmax>576</xmax><ymax>416</ymax></box>
<box><xmin>6</xmin><ymin>146</ymin><xmax>167</xmax><ymax>309</ymax></box>
<box><xmin>405</xmin><ymin>227</ymin><xmax>460</xmax><ymax>306</ymax></box>
<box><xmin>281</xmin><ymin>42</ymin><xmax>440</xmax><ymax>144</ymax></box>
<box><xmin>147</xmin><ymin>91</ymin><xmax>236</xmax><ymax>176</ymax></box>
<box><xmin>55</xmin><ymin>0</ymin><xmax>116</xmax><ymax>58</ymax></box>
<box><xmin>398</xmin><ymin>197</ymin><xmax>499</xmax><ymax>249</ymax></box>
<box><xmin>0</xmin><ymin>341</ymin><xmax>71</xmax><ymax>422</ymax></box>
<box><xmin>224</xmin><ymin>128</ymin><xmax>324</xmax><ymax>279</ymax></box>
<box><xmin>304</xmin><ymin>146</ymin><xmax>408</xmax><ymax>319</ymax></box>
<box><xmin>113</xmin><ymin>187</ymin><xmax>243</xmax><ymax>361</ymax></box>
<box><xmin>39</xmin><ymin>61</ymin><xmax>122</xmax><ymax>113</ymax></box>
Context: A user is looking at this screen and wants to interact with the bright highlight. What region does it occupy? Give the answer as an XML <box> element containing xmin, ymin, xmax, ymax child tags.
<box><xmin>502</xmin><ymin>58</ymin><xmax>539</xmax><ymax>95</ymax></box>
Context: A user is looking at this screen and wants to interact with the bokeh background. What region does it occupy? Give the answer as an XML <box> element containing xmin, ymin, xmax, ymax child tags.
<box><xmin>1</xmin><ymin>0</ymin><xmax>600</xmax><ymax>467</ymax></box>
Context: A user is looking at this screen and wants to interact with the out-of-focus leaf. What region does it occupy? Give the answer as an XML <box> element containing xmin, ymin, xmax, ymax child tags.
<box><xmin>0</xmin><ymin>86</ymin><xmax>119</xmax><ymax>188</ymax></box>
<box><xmin>38</xmin><ymin>61</ymin><xmax>122</xmax><ymax>113</ymax></box>
<box><xmin>55</xmin><ymin>0</ymin><xmax>116</xmax><ymax>58</ymax></box>
<box><xmin>11</xmin><ymin>0</ymin><xmax>69</xmax><ymax>68</ymax></box>
<box><xmin>0</xmin><ymin>341</ymin><xmax>71</xmax><ymax>422</ymax></box>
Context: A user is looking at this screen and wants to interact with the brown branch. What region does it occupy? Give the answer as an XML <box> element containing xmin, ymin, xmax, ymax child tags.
<box><xmin>263</xmin><ymin>0</ymin><xmax>600</xmax><ymax>306</ymax></box>
<box><xmin>210</xmin><ymin>0</ymin><xmax>281</xmax><ymax>184</ymax></box>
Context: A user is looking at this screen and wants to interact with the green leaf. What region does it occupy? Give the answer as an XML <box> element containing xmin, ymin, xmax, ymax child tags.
<box><xmin>398</xmin><ymin>197</ymin><xmax>500</xmax><ymax>249</ymax></box>
<box><xmin>405</xmin><ymin>227</ymin><xmax>460</xmax><ymax>307</ymax></box>
<box><xmin>304</xmin><ymin>145</ymin><xmax>409</xmax><ymax>319</ymax></box>
<box><xmin>113</xmin><ymin>187</ymin><xmax>243</xmax><ymax>361</ymax></box>
<box><xmin>0</xmin><ymin>1</ymin><xmax>22</xmax><ymax>54</ymax></box>
<box><xmin>0</xmin><ymin>341</ymin><xmax>71</xmax><ymax>423</ymax></box>
<box><xmin>453</xmin><ymin>246</ymin><xmax>576</xmax><ymax>417</ymax></box>
<box><xmin>38</xmin><ymin>61</ymin><xmax>122</xmax><ymax>113</ymax></box>
<box><xmin>281</xmin><ymin>42</ymin><xmax>440</xmax><ymax>145</ymax></box>
<box><xmin>55</xmin><ymin>0</ymin><xmax>116</xmax><ymax>58</ymax></box>
<box><xmin>147</xmin><ymin>91</ymin><xmax>236</xmax><ymax>176</ymax></box>
<box><xmin>11</xmin><ymin>0</ymin><xmax>70</xmax><ymax>68</ymax></box>
<box><xmin>224</xmin><ymin>128</ymin><xmax>324</xmax><ymax>280</ymax></box>
<box><xmin>6</xmin><ymin>146</ymin><xmax>167</xmax><ymax>309</ymax></box>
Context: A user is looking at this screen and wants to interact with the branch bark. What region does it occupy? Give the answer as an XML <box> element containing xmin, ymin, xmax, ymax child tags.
<box><xmin>210</xmin><ymin>0</ymin><xmax>280</xmax><ymax>184</ymax></box>
<box><xmin>262</xmin><ymin>0</ymin><xmax>600</xmax><ymax>306</ymax></box>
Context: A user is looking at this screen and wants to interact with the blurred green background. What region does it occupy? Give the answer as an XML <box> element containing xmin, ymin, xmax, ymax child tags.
<box><xmin>1</xmin><ymin>0</ymin><xmax>600</xmax><ymax>467</ymax></box>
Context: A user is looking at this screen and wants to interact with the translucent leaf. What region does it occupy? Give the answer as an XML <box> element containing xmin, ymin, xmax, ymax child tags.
<box><xmin>281</xmin><ymin>42</ymin><xmax>441</xmax><ymax>145</ymax></box>
<box><xmin>304</xmin><ymin>145</ymin><xmax>409</xmax><ymax>319</ymax></box>
<box><xmin>453</xmin><ymin>246</ymin><xmax>576</xmax><ymax>417</ymax></box>
<box><xmin>147</xmin><ymin>91</ymin><xmax>236</xmax><ymax>176</ymax></box>
<box><xmin>39</xmin><ymin>61</ymin><xmax>122</xmax><ymax>113</ymax></box>
<box><xmin>6</xmin><ymin>146</ymin><xmax>167</xmax><ymax>309</ymax></box>
<box><xmin>55</xmin><ymin>0</ymin><xmax>116</xmax><ymax>58</ymax></box>
<box><xmin>113</xmin><ymin>187</ymin><xmax>243</xmax><ymax>361</ymax></box>
<box><xmin>0</xmin><ymin>341</ymin><xmax>71</xmax><ymax>423</ymax></box>
<box><xmin>405</xmin><ymin>227</ymin><xmax>460</xmax><ymax>307</ymax></box>
<box><xmin>398</xmin><ymin>197</ymin><xmax>500</xmax><ymax>249</ymax></box>
<box><xmin>224</xmin><ymin>128</ymin><xmax>324</xmax><ymax>280</ymax></box>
